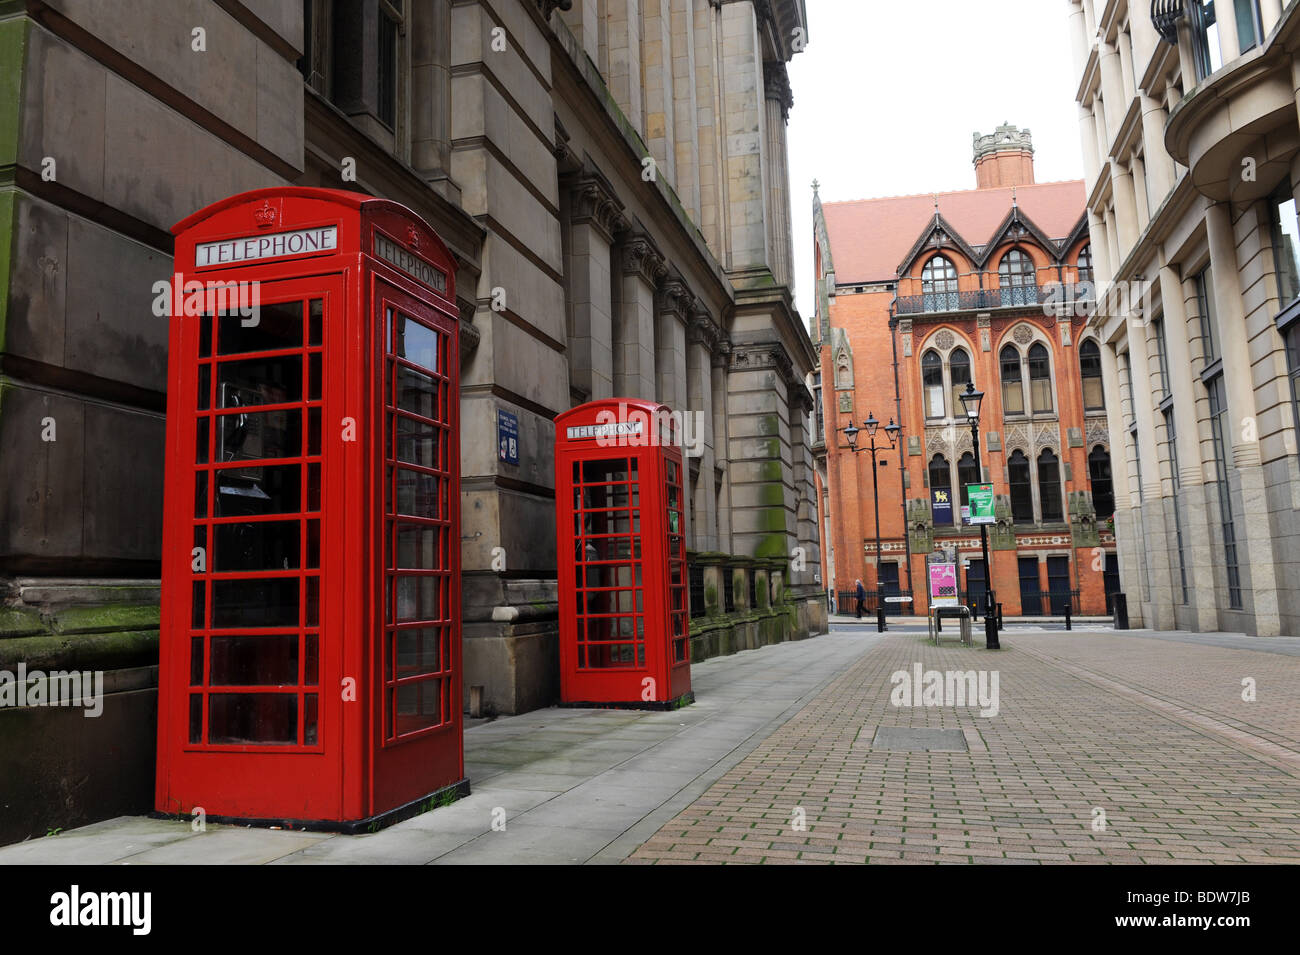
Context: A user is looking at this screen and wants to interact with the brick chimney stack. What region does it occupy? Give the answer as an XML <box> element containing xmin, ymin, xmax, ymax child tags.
<box><xmin>972</xmin><ymin>122</ymin><xmax>1035</xmax><ymax>189</ymax></box>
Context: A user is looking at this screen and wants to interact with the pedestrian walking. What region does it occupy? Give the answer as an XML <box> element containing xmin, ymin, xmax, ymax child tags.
<box><xmin>855</xmin><ymin>578</ymin><xmax>866</xmax><ymax>619</ymax></box>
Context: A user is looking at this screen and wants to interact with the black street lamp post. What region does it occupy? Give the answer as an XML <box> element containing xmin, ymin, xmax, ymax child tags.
<box><xmin>843</xmin><ymin>413</ymin><xmax>901</xmax><ymax>633</ymax></box>
<box><xmin>957</xmin><ymin>381</ymin><xmax>999</xmax><ymax>650</ymax></box>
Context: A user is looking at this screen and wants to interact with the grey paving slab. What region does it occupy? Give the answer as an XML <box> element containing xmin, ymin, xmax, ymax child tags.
<box><xmin>0</xmin><ymin>817</ymin><xmax>197</xmax><ymax>865</ymax></box>
<box><xmin>118</xmin><ymin>826</ymin><xmax>331</xmax><ymax>865</ymax></box>
<box><xmin>427</xmin><ymin>823</ymin><xmax>626</xmax><ymax>865</ymax></box>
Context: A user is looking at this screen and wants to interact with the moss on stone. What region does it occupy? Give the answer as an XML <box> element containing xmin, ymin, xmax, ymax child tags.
<box><xmin>49</xmin><ymin>604</ymin><xmax>160</xmax><ymax>635</ymax></box>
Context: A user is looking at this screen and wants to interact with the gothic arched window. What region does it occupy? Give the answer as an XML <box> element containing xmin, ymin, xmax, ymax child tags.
<box><xmin>922</xmin><ymin>350</ymin><xmax>945</xmax><ymax>419</ymax></box>
<box><xmin>1000</xmin><ymin>344</ymin><xmax>1024</xmax><ymax>415</ymax></box>
<box><xmin>1028</xmin><ymin>342</ymin><xmax>1053</xmax><ymax>413</ymax></box>
<box><xmin>922</xmin><ymin>255</ymin><xmax>959</xmax><ymax>311</ymax></box>
<box><xmin>1080</xmin><ymin>339</ymin><xmax>1104</xmax><ymax>410</ymax></box>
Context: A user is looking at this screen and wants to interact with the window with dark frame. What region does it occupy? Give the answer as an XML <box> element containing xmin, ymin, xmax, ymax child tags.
<box><xmin>1008</xmin><ymin>449</ymin><xmax>1034</xmax><ymax>523</ymax></box>
<box><xmin>1195</xmin><ymin>267</ymin><xmax>1219</xmax><ymax>364</ymax></box>
<box><xmin>1269</xmin><ymin>182</ymin><xmax>1300</xmax><ymax>307</ymax></box>
<box><xmin>1190</xmin><ymin>0</ymin><xmax>1224</xmax><ymax>80</ymax></box>
<box><xmin>949</xmin><ymin>348</ymin><xmax>972</xmax><ymax>418</ymax></box>
<box><xmin>1152</xmin><ymin>318</ymin><xmax>1171</xmax><ymax>398</ymax></box>
<box><xmin>1001</xmin><ymin>344</ymin><xmax>1025</xmax><ymax>415</ymax></box>
<box><xmin>922</xmin><ymin>350</ymin><xmax>945</xmax><ymax>419</ymax></box>
<box><xmin>957</xmin><ymin>452</ymin><xmax>980</xmax><ymax>510</ymax></box>
<box><xmin>1028</xmin><ymin>342</ymin><xmax>1053</xmax><ymax>413</ymax></box>
<box><xmin>1287</xmin><ymin>323</ymin><xmax>1300</xmax><ymax>463</ymax></box>
<box><xmin>1080</xmin><ymin>339</ymin><xmax>1104</xmax><ymax>410</ymax></box>
<box><xmin>1077</xmin><ymin>244</ymin><xmax>1093</xmax><ymax>285</ymax></box>
<box><xmin>1206</xmin><ymin>375</ymin><xmax>1243</xmax><ymax>609</ymax></box>
<box><xmin>1088</xmin><ymin>445</ymin><xmax>1114</xmax><ymax>520</ymax></box>
<box><xmin>1037</xmin><ymin>448</ymin><xmax>1063</xmax><ymax>523</ymax></box>
<box><xmin>1164</xmin><ymin>409</ymin><xmax>1189</xmax><ymax>605</ymax></box>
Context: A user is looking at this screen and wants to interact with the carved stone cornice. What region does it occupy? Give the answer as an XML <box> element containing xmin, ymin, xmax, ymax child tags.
<box><xmin>711</xmin><ymin>339</ymin><xmax>732</xmax><ymax>369</ymax></box>
<box><xmin>569</xmin><ymin>173</ymin><xmax>627</xmax><ymax>244</ymax></box>
<box><xmin>688</xmin><ymin>306</ymin><xmax>724</xmax><ymax>352</ymax></box>
<box><xmin>657</xmin><ymin>278</ymin><xmax>692</xmax><ymax>323</ymax></box>
<box><xmin>619</xmin><ymin>233</ymin><xmax>667</xmax><ymax>286</ymax></box>
<box><xmin>763</xmin><ymin>61</ymin><xmax>793</xmax><ymax>116</ymax></box>
<box><xmin>731</xmin><ymin>343</ymin><xmax>795</xmax><ymax>384</ymax></box>
<box><xmin>536</xmin><ymin>0</ymin><xmax>573</xmax><ymax>19</ymax></box>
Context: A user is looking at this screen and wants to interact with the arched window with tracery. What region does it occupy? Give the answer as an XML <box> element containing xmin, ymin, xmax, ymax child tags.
<box><xmin>1000</xmin><ymin>344</ymin><xmax>1024</xmax><ymax>415</ymax></box>
<box><xmin>922</xmin><ymin>350</ymin><xmax>945</xmax><ymax>419</ymax></box>
<box><xmin>1077</xmin><ymin>244</ymin><xmax>1093</xmax><ymax>285</ymax></box>
<box><xmin>1028</xmin><ymin>342</ymin><xmax>1053</xmax><ymax>413</ymax></box>
<box><xmin>922</xmin><ymin>255</ymin><xmax>959</xmax><ymax>311</ymax></box>
<box><xmin>949</xmin><ymin>348</ymin><xmax>972</xmax><ymax>416</ymax></box>
<box><xmin>999</xmin><ymin>249</ymin><xmax>1037</xmax><ymax>306</ymax></box>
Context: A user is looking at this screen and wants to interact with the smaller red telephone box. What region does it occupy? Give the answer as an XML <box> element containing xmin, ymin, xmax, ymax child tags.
<box><xmin>554</xmin><ymin>399</ymin><xmax>693</xmax><ymax>707</ymax></box>
<box><xmin>156</xmin><ymin>187</ymin><xmax>466</xmax><ymax>831</ymax></box>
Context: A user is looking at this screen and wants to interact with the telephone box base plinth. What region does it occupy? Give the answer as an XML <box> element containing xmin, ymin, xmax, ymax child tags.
<box><xmin>148</xmin><ymin>778</ymin><xmax>471</xmax><ymax>835</ymax></box>
<box><xmin>557</xmin><ymin>692</ymin><xmax>695</xmax><ymax>712</ymax></box>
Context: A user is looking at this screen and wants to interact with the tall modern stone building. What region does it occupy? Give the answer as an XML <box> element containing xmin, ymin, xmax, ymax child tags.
<box><xmin>0</xmin><ymin>0</ymin><xmax>820</xmax><ymax>843</ymax></box>
<box><xmin>1067</xmin><ymin>0</ymin><xmax>1300</xmax><ymax>636</ymax></box>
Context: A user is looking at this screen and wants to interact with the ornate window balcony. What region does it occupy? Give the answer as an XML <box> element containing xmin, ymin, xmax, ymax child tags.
<box><xmin>896</xmin><ymin>284</ymin><xmax>1094</xmax><ymax>316</ymax></box>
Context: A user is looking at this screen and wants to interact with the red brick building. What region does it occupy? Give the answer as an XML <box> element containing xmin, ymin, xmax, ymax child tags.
<box><xmin>810</xmin><ymin>124</ymin><xmax>1118</xmax><ymax>617</ymax></box>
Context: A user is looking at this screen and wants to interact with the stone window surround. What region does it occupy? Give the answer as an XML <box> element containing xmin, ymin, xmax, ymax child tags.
<box><xmin>997</xmin><ymin>322</ymin><xmax>1058</xmax><ymax>418</ymax></box>
<box><xmin>1005</xmin><ymin>443</ymin><xmax>1067</xmax><ymax>528</ymax></box>
<box><xmin>919</xmin><ymin>328</ymin><xmax>977</xmax><ymax>423</ymax></box>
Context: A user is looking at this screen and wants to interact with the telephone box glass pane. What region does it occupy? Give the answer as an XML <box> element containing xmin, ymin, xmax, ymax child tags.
<box><xmin>213</xmin><ymin>520</ymin><xmax>300</xmax><ymax>571</ymax></box>
<box><xmin>396</xmin><ymin>627</ymin><xmax>441</xmax><ymax>677</ymax></box>
<box><xmin>208</xmin><ymin>693</ymin><xmax>298</xmax><ymax>745</ymax></box>
<box><xmin>215</xmin><ymin>464</ymin><xmax>301</xmax><ymax>516</ymax></box>
<box><xmin>218</xmin><ymin>409</ymin><xmax>301</xmax><ymax>461</ymax></box>
<box><xmin>218</xmin><ymin>301</ymin><xmax>302</xmax><ymax>354</ymax></box>
<box><xmin>209</xmin><ymin>634</ymin><xmax>299</xmax><ymax>685</ymax></box>
<box><xmin>396</xmin><ymin>316</ymin><xmax>438</xmax><ymax>368</ymax></box>
<box><xmin>218</xmin><ymin>356</ymin><xmax>303</xmax><ymax>407</ymax></box>
<box><xmin>397</xmin><ymin>367</ymin><xmax>436</xmax><ymax>417</ymax></box>
<box><xmin>211</xmin><ymin>578</ymin><xmax>299</xmax><ymax>628</ymax></box>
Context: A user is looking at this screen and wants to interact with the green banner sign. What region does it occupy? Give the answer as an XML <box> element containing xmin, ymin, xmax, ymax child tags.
<box><xmin>966</xmin><ymin>483</ymin><xmax>995</xmax><ymax>525</ymax></box>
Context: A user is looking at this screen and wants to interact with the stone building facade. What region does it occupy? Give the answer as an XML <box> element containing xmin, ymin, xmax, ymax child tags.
<box><xmin>811</xmin><ymin>128</ymin><xmax>1117</xmax><ymax>617</ymax></box>
<box><xmin>1067</xmin><ymin>0</ymin><xmax>1300</xmax><ymax>636</ymax></box>
<box><xmin>0</xmin><ymin>0</ymin><xmax>821</xmax><ymax>843</ymax></box>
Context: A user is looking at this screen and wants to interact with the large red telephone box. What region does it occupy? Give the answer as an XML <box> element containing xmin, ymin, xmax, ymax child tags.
<box><xmin>554</xmin><ymin>399</ymin><xmax>693</xmax><ymax>707</ymax></box>
<box><xmin>156</xmin><ymin>187</ymin><xmax>466</xmax><ymax>830</ymax></box>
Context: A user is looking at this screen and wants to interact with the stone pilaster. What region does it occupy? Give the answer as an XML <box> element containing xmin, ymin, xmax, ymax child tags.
<box><xmin>605</xmin><ymin>0</ymin><xmax>644</xmax><ymax>136</ymax></box>
<box><xmin>642</xmin><ymin>0</ymin><xmax>676</xmax><ymax>185</ymax></box>
<box><xmin>566</xmin><ymin>171</ymin><xmax>626</xmax><ymax>402</ymax></box>
<box><xmin>670</xmin><ymin>0</ymin><xmax>701</xmax><ymax>222</ymax></box>
<box><xmin>655</xmin><ymin>276</ymin><xmax>691</xmax><ymax>410</ymax></box>
<box><xmin>613</xmin><ymin>232</ymin><xmax>665</xmax><ymax>400</ymax></box>
<box><xmin>763</xmin><ymin>61</ymin><xmax>794</xmax><ymax>287</ymax></box>
<box><xmin>687</xmin><ymin>307</ymin><xmax>721</xmax><ymax>552</ymax></box>
<box><xmin>711</xmin><ymin>340</ymin><xmax>733</xmax><ymax>553</ymax></box>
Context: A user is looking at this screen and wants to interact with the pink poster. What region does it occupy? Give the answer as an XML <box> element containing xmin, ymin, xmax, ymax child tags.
<box><xmin>928</xmin><ymin>563</ymin><xmax>958</xmax><ymax>608</ymax></box>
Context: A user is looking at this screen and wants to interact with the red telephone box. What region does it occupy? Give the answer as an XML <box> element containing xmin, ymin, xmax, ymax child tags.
<box><xmin>554</xmin><ymin>399</ymin><xmax>693</xmax><ymax>707</ymax></box>
<box><xmin>156</xmin><ymin>187</ymin><xmax>466</xmax><ymax>830</ymax></box>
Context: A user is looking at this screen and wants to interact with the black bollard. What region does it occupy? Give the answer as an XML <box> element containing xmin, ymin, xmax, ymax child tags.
<box><xmin>1065</xmin><ymin>601</ymin><xmax>1072</xmax><ymax>631</ymax></box>
<box><xmin>877</xmin><ymin>602</ymin><xmax>887</xmax><ymax>633</ymax></box>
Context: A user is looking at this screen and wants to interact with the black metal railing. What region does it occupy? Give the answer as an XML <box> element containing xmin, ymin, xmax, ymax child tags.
<box><xmin>896</xmin><ymin>283</ymin><xmax>1095</xmax><ymax>316</ymax></box>
<box><xmin>1151</xmin><ymin>0</ymin><xmax>1185</xmax><ymax>45</ymax></box>
<box><xmin>1018</xmin><ymin>589</ymin><xmax>1081</xmax><ymax>617</ymax></box>
<box><xmin>835</xmin><ymin>589</ymin><xmax>914</xmax><ymax>615</ymax></box>
<box><xmin>688</xmin><ymin>564</ymin><xmax>706</xmax><ymax>619</ymax></box>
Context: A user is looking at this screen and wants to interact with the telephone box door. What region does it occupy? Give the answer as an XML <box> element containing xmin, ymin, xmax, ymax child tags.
<box><xmin>369</xmin><ymin>277</ymin><xmax>463</xmax><ymax>809</ymax></box>
<box><xmin>161</xmin><ymin>275</ymin><xmax>344</xmax><ymax>819</ymax></box>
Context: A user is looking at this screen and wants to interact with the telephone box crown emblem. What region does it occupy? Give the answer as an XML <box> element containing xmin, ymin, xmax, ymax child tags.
<box><xmin>406</xmin><ymin>224</ymin><xmax>420</xmax><ymax>250</ymax></box>
<box><xmin>253</xmin><ymin>201</ymin><xmax>277</xmax><ymax>229</ymax></box>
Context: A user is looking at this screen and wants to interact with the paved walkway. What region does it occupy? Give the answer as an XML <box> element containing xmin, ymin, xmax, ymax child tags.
<box><xmin>5</xmin><ymin>624</ymin><xmax>1300</xmax><ymax>864</ymax></box>
<box><xmin>629</xmin><ymin>626</ymin><xmax>1300</xmax><ymax>863</ymax></box>
<box><xmin>0</xmin><ymin>630</ymin><xmax>874</xmax><ymax>865</ymax></box>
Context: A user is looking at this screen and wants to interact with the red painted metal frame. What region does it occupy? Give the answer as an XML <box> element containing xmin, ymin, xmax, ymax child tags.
<box><xmin>554</xmin><ymin>399</ymin><xmax>692</xmax><ymax>705</ymax></box>
<box><xmin>157</xmin><ymin>188</ymin><xmax>462</xmax><ymax>826</ymax></box>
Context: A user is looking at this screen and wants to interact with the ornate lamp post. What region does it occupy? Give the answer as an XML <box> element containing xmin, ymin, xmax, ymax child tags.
<box><xmin>843</xmin><ymin>413</ymin><xmax>902</xmax><ymax>633</ymax></box>
<box><xmin>957</xmin><ymin>381</ymin><xmax>999</xmax><ymax>650</ymax></box>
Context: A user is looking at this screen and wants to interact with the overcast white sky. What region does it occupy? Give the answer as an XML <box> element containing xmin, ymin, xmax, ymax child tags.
<box><xmin>787</xmin><ymin>0</ymin><xmax>1084</xmax><ymax>319</ymax></box>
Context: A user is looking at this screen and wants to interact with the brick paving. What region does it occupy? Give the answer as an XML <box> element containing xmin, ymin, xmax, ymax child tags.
<box><xmin>627</xmin><ymin>630</ymin><xmax>1300</xmax><ymax>864</ymax></box>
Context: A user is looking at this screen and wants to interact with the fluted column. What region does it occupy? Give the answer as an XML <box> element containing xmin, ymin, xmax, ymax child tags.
<box><xmin>764</xmin><ymin>61</ymin><xmax>794</xmax><ymax>287</ymax></box>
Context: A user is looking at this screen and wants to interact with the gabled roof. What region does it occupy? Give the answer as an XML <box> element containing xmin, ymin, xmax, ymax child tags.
<box><xmin>820</xmin><ymin>180</ymin><xmax>1086</xmax><ymax>285</ymax></box>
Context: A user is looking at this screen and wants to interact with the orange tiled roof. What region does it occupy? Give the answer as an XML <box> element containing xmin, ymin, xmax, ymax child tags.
<box><xmin>822</xmin><ymin>180</ymin><xmax>1086</xmax><ymax>284</ymax></box>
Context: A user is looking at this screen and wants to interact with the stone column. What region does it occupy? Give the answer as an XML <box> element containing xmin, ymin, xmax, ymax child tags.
<box><xmin>1078</xmin><ymin>103</ymin><xmax>1101</xmax><ymax>188</ymax></box>
<box><xmin>1140</xmin><ymin>94</ymin><xmax>1176</xmax><ymax>204</ymax></box>
<box><xmin>1100</xmin><ymin>340</ymin><xmax>1143</xmax><ymax>625</ymax></box>
<box><xmin>642</xmin><ymin>0</ymin><xmax>677</xmax><ymax>185</ymax></box>
<box><xmin>1112</xmin><ymin>161</ymin><xmax>1141</xmax><ymax>254</ymax></box>
<box><xmin>613</xmin><ymin>233</ymin><xmax>664</xmax><ymax>400</ymax></box>
<box><xmin>1261</xmin><ymin>0</ymin><xmax>1284</xmax><ymax>35</ymax></box>
<box><xmin>410</xmin><ymin>0</ymin><xmax>453</xmax><ymax>199</ymax></box>
<box><xmin>764</xmin><ymin>61</ymin><xmax>794</xmax><ymax>288</ymax></box>
<box><xmin>605</xmin><ymin>0</ymin><xmax>644</xmax><ymax>135</ymax></box>
<box><xmin>566</xmin><ymin>173</ymin><xmax>625</xmax><ymax>402</ymax></box>
<box><xmin>712</xmin><ymin>341</ymin><xmax>732</xmax><ymax>552</ymax></box>
<box><xmin>1217</xmin><ymin>0</ymin><xmax>1242</xmax><ymax>60</ymax></box>
<box><xmin>718</xmin><ymin>0</ymin><xmax>768</xmax><ymax>272</ymax></box>
<box><xmin>1205</xmin><ymin>202</ymin><xmax>1281</xmax><ymax>634</ymax></box>
<box><xmin>1157</xmin><ymin>264</ymin><xmax>1218</xmax><ymax>630</ymax></box>
<box><xmin>670</xmin><ymin>0</ymin><xmax>701</xmax><ymax>222</ymax></box>
<box><xmin>1125</xmin><ymin>320</ymin><xmax>1177</xmax><ymax>629</ymax></box>
<box><xmin>655</xmin><ymin>276</ymin><xmax>691</xmax><ymax>410</ymax></box>
<box><xmin>687</xmin><ymin>308</ymin><xmax>720</xmax><ymax>552</ymax></box>
<box><xmin>1098</xmin><ymin>40</ymin><xmax>1127</xmax><ymax>142</ymax></box>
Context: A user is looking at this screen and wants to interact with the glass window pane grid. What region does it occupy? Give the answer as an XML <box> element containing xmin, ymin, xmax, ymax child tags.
<box><xmin>573</xmin><ymin>458</ymin><xmax>645</xmax><ymax>671</ymax></box>
<box><xmin>384</xmin><ymin>310</ymin><xmax>451</xmax><ymax>740</ymax></box>
<box><xmin>188</xmin><ymin>298</ymin><xmax>322</xmax><ymax>749</ymax></box>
